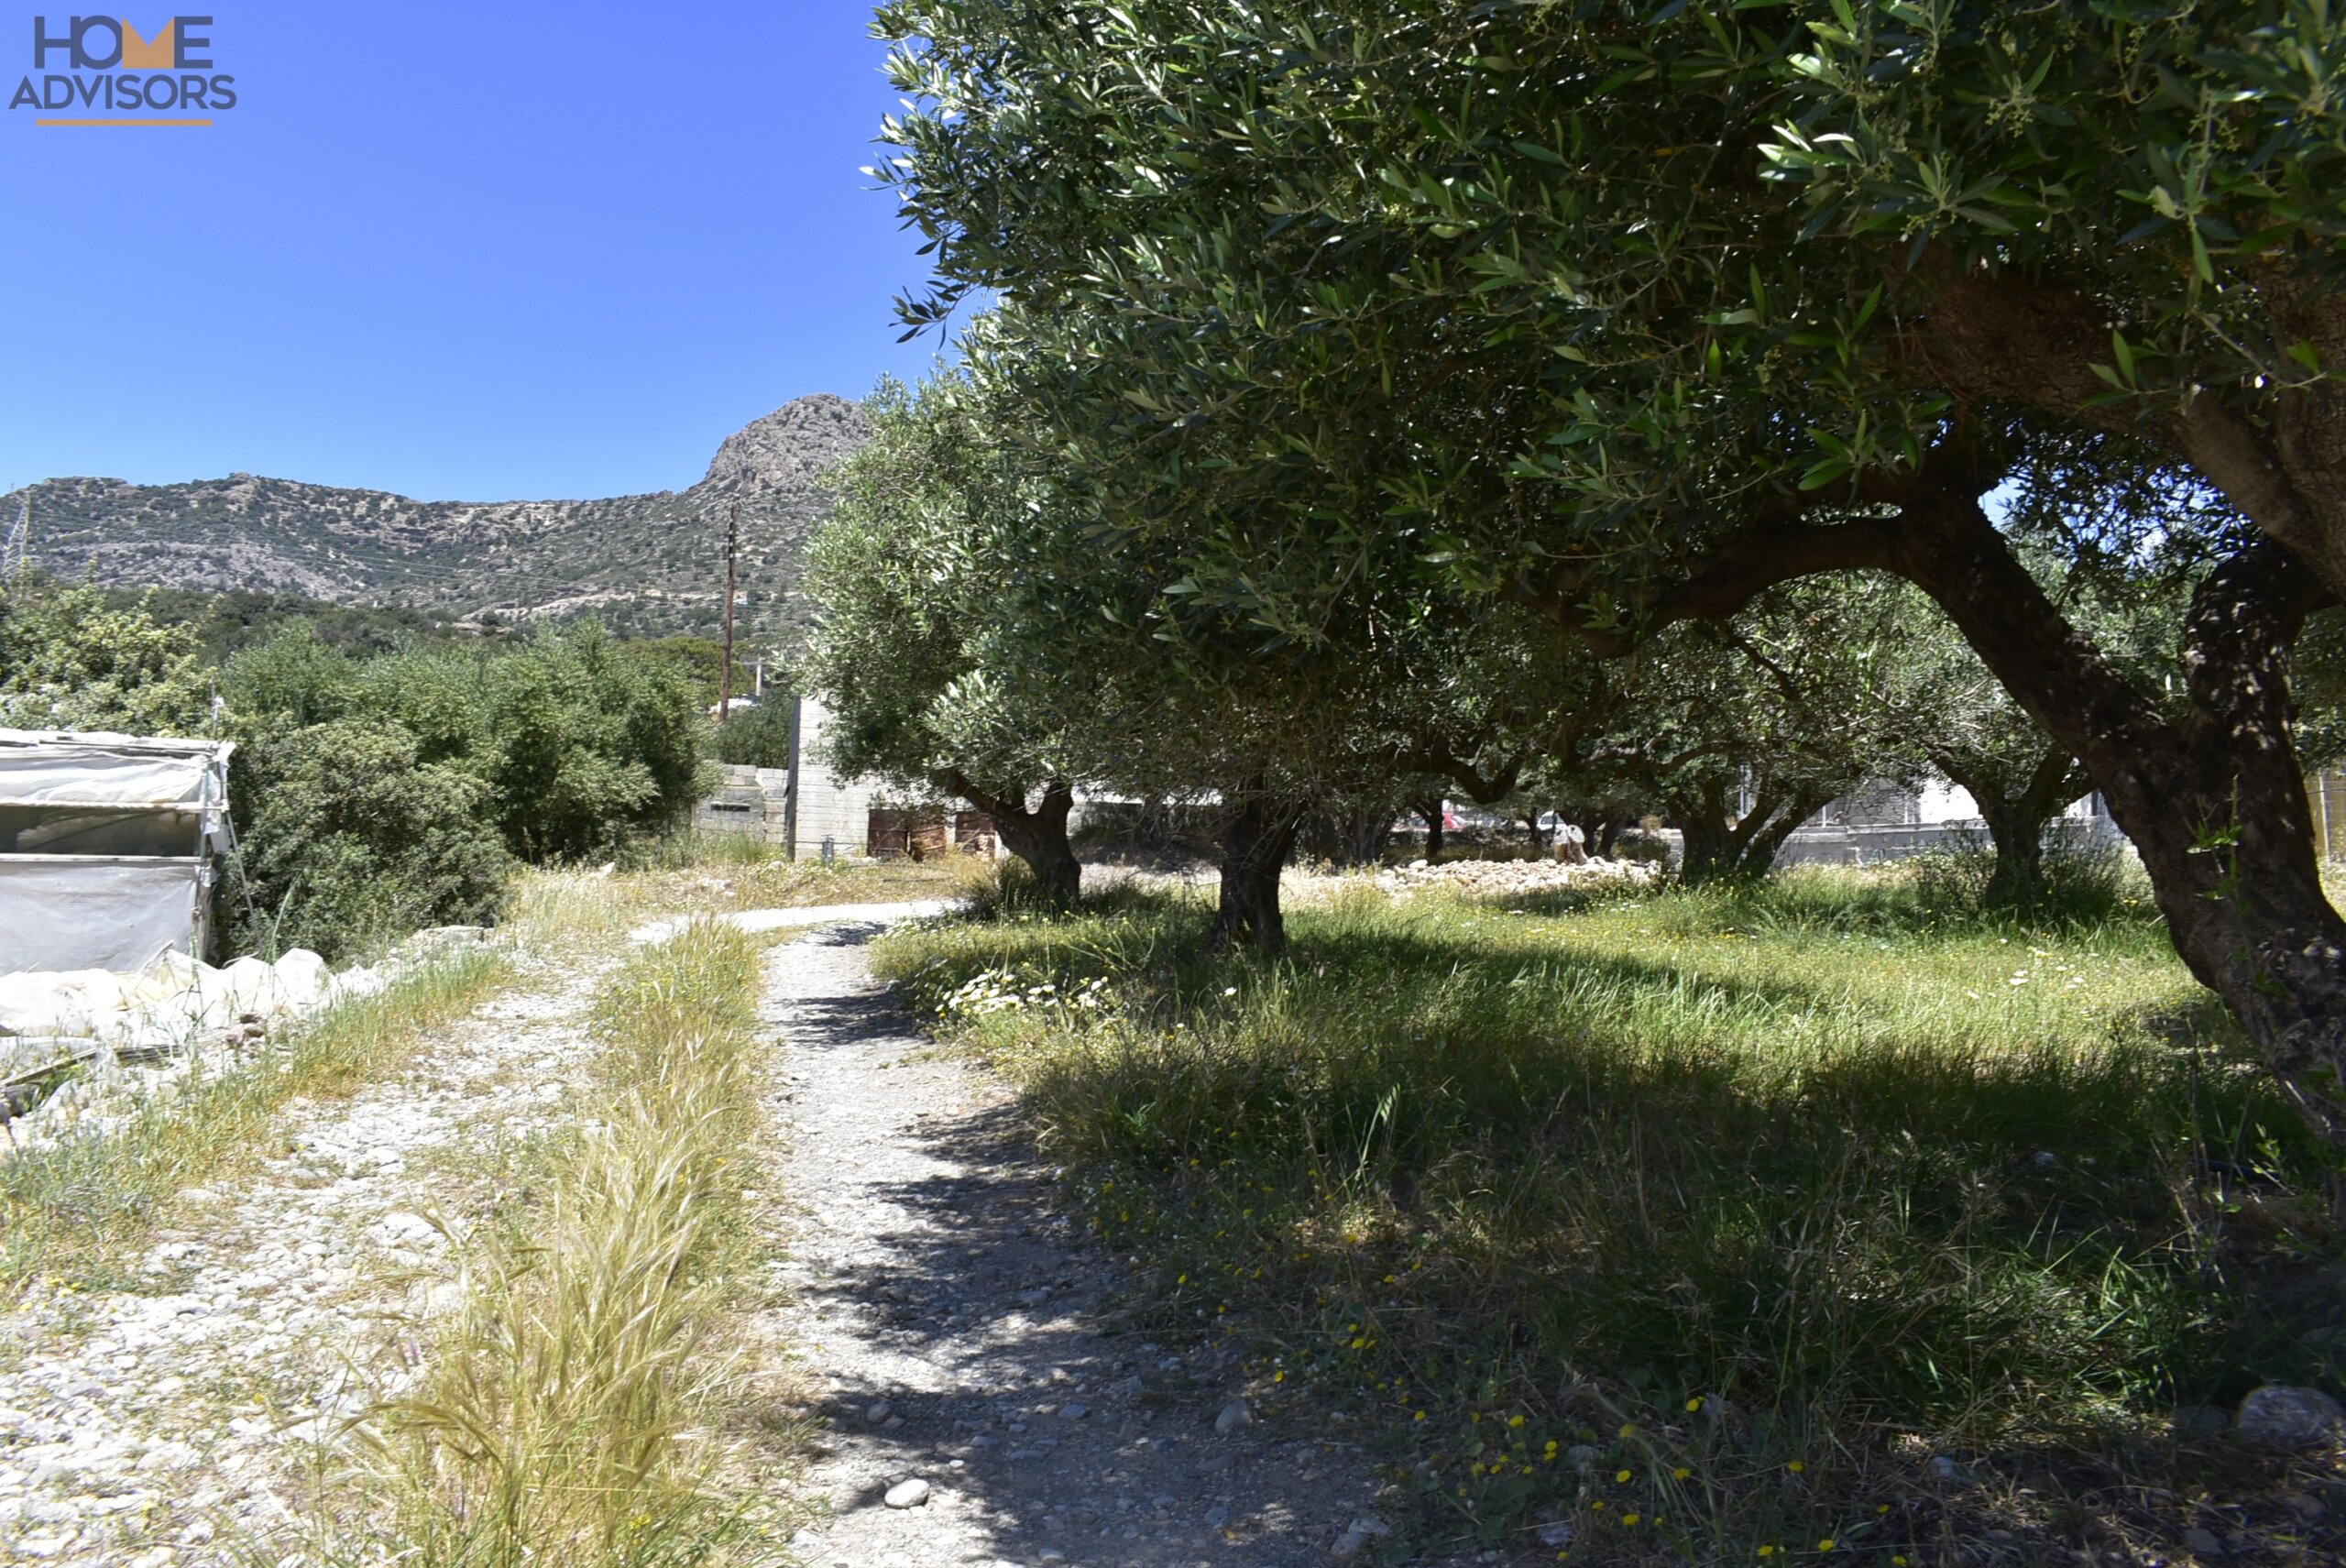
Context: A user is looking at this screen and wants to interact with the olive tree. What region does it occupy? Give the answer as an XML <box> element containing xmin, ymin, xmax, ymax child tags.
<box><xmin>806</xmin><ymin>374</ymin><xmax>1093</xmax><ymax>902</ymax></box>
<box><xmin>876</xmin><ymin>0</ymin><xmax>2346</xmax><ymax>1135</ymax></box>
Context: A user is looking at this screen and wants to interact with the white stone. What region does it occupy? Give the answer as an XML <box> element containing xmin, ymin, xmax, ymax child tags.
<box><xmin>883</xmin><ymin>1477</ymin><xmax>931</xmax><ymax>1508</ymax></box>
<box><xmin>2234</xmin><ymin>1385</ymin><xmax>2346</xmax><ymax>1452</ymax></box>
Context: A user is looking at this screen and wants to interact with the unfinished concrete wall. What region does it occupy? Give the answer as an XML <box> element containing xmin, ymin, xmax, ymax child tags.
<box><xmin>692</xmin><ymin>765</ymin><xmax>793</xmax><ymax>842</ymax></box>
<box><xmin>790</xmin><ymin>696</ymin><xmax>879</xmax><ymax>859</ymax></box>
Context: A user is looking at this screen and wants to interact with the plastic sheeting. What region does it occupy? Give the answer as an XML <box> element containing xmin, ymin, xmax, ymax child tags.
<box><xmin>0</xmin><ymin>729</ymin><xmax>233</xmax><ymax>828</ymax></box>
<box><xmin>0</xmin><ymin>729</ymin><xmax>234</xmax><ymax>972</ymax></box>
<box><xmin>0</xmin><ymin>855</ymin><xmax>213</xmax><ymax>973</ymax></box>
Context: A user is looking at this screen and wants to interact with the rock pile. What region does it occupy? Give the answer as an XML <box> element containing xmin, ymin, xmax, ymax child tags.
<box><xmin>1376</xmin><ymin>857</ymin><xmax>1662</xmax><ymax>901</ymax></box>
<box><xmin>0</xmin><ymin>930</ymin><xmax>485</xmax><ymax>1158</ymax></box>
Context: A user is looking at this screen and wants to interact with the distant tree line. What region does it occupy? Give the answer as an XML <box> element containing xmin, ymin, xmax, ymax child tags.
<box><xmin>2</xmin><ymin>577</ymin><xmax>752</xmax><ymax>961</ymax></box>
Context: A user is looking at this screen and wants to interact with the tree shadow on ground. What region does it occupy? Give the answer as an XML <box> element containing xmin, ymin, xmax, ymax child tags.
<box><xmin>772</xmin><ymin>920</ymin><xmax>1376</xmax><ymax>1568</ymax></box>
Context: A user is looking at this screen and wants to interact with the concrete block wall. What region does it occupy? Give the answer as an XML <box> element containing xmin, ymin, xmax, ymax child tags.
<box><xmin>790</xmin><ymin>697</ymin><xmax>879</xmax><ymax>859</ymax></box>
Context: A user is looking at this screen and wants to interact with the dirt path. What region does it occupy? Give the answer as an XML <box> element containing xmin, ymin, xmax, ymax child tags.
<box><xmin>0</xmin><ymin>899</ymin><xmax>1391</xmax><ymax>1568</ymax></box>
<box><xmin>0</xmin><ymin>939</ymin><xmax>618</xmax><ymax>1567</ymax></box>
<box><xmin>761</xmin><ymin>917</ymin><xmax>1385</xmax><ymax>1568</ymax></box>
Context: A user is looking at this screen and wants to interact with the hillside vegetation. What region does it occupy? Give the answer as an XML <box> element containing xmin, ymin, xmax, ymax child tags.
<box><xmin>3</xmin><ymin>394</ymin><xmax>865</xmax><ymax>644</ymax></box>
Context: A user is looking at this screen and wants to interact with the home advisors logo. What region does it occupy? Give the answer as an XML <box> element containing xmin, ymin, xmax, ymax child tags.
<box><xmin>11</xmin><ymin>15</ymin><xmax>236</xmax><ymax>125</ymax></box>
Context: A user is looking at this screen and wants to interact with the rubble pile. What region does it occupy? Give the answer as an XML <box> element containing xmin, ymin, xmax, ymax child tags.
<box><xmin>1376</xmin><ymin>856</ymin><xmax>1662</xmax><ymax>901</ymax></box>
<box><xmin>0</xmin><ymin>931</ymin><xmax>485</xmax><ymax>1156</ymax></box>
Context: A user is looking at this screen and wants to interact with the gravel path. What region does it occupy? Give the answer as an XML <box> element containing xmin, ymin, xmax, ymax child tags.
<box><xmin>0</xmin><ymin>941</ymin><xmax>616</xmax><ymax>1567</ymax></box>
<box><xmin>762</xmin><ymin>917</ymin><xmax>1384</xmax><ymax>1568</ymax></box>
<box><xmin>0</xmin><ymin>899</ymin><xmax>1392</xmax><ymax>1568</ymax></box>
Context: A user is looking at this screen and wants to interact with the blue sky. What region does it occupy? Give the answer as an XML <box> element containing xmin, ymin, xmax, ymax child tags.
<box><xmin>0</xmin><ymin>2</ymin><xmax>944</xmax><ymax>499</ymax></box>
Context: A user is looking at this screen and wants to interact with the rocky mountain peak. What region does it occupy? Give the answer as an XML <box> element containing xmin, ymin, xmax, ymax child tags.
<box><xmin>698</xmin><ymin>393</ymin><xmax>868</xmax><ymax>492</ymax></box>
<box><xmin>5</xmin><ymin>392</ymin><xmax>869</xmax><ymax>645</ymax></box>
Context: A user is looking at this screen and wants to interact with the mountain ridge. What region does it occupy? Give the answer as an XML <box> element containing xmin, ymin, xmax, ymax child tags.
<box><xmin>2</xmin><ymin>394</ymin><xmax>868</xmax><ymax>645</ymax></box>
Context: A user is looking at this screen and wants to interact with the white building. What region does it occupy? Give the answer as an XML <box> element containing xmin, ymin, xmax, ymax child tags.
<box><xmin>788</xmin><ymin>696</ymin><xmax>881</xmax><ymax>859</ymax></box>
<box><xmin>690</xmin><ymin>696</ymin><xmax>881</xmax><ymax>860</ymax></box>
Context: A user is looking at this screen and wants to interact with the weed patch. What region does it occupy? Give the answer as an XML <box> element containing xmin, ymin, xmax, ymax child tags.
<box><xmin>334</xmin><ymin>920</ymin><xmax>787</xmax><ymax>1566</ymax></box>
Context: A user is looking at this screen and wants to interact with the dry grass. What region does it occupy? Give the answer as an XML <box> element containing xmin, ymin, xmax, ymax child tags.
<box><xmin>0</xmin><ymin>947</ymin><xmax>509</xmax><ymax>1290</ymax></box>
<box><xmin>647</xmin><ymin>830</ymin><xmax>960</xmax><ymax>906</ymax></box>
<box><xmin>331</xmin><ymin>920</ymin><xmax>787</xmax><ymax>1567</ymax></box>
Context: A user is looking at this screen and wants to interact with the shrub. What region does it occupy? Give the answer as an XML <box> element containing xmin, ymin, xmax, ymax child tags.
<box><xmin>710</xmin><ymin>698</ymin><xmax>795</xmax><ymax>770</ymax></box>
<box><xmin>0</xmin><ymin>583</ymin><xmax>213</xmax><ymax>734</ymax></box>
<box><xmin>223</xmin><ymin>622</ymin><xmax>715</xmax><ymax>861</ymax></box>
<box><xmin>477</xmin><ymin>627</ymin><xmax>713</xmax><ymax>860</ymax></box>
<box><xmin>233</xmin><ymin>720</ymin><xmax>512</xmax><ymax>961</ymax></box>
<box><xmin>1910</xmin><ymin>831</ymin><xmax>2143</xmax><ymax>927</ymax></box>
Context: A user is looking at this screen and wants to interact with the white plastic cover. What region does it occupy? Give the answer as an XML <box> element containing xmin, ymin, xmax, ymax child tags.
<box><xmin>0</xmin><ymin>855</ymin><xmax>211</xmax><ymax>974</ymax></box>
<box><xmin>0</xmin><ymin>729</ymin><xmax>233</xmax><ymax>850</ymax></box>
<box><xmin>0</xmin><ymin>731</ymin><xmax>234</xmax><ymax>974</ymax></box>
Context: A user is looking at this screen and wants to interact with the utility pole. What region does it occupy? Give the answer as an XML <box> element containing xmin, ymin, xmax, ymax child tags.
<box><xmin>718</xmin><ymin>501</ymin><xmax>739</xmax><ymax>724</ymax></box>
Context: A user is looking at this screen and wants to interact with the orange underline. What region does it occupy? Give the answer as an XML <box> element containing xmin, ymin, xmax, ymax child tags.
<box><xmin>37</xmin><ymin>117</ymin><xmax>213</xmax><ymax>126</ymax></box>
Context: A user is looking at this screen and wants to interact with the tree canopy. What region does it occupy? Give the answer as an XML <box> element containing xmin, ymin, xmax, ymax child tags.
<box><xmin>874</xmin><ymin>0</ymin><xmax>2346</xmax><ymax>1134</ymax></box>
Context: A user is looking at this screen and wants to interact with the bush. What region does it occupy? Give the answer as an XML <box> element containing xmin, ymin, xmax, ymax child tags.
<box><xmin>224</xmin><ymin>621</ymin><xmax>714</xmax><ymax>847</ymax></box>
<box><xmin>1909</xmin><ymin>831</ymin><xmax>2143</xmax><ymax>927</ymax></box>
<box><xmin>0</xmin><ymin>583</ymin><xmax>213</xmax><ymax>734</ymax></box>
<box><xmin>477</xmin><ymin>629</ymin><xmax>712</xmax><ymax>860</ymax></box>
<box><xmin>710</xmin><ymin>699</ymin><xmax>795</xmax><ymax>770</ymax></box>
<box><xmin>214</xmin><ymin>623</ymin><xmax>716</xmax><ymax>957</ymax></box>
<box><xmin>231</xmin><ymin>721</ymin><xmax>512</xmax><ymax>962</ymax></box>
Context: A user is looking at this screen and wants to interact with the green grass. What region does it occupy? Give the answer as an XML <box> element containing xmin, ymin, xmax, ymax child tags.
<box><xmin>333</xmin><ymin>919</ymin><xmax>791</xmax><ymax>1567</ymax></box>
<box><xmin>0</xmin><ymin>947</ymin><xmax>509</xmax><ymax>1290</ymax></box>
<box><xmin>876</xmin><ymin>871</ymin><xmax>2343</xmax><ymax>1559</ymax></box>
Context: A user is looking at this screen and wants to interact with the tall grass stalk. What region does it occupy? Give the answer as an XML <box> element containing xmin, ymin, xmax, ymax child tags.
<box><xmin>342</xmin><ymin>920</ymin><xmax>776</xmax><ymax>1567</ymax></box>
<box><xmin>0</xmin><ymin>946</ymin><xmax>508</xmax><ymax>1288</ymax></box>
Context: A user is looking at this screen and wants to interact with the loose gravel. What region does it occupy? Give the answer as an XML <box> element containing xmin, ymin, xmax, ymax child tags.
<box><xmin>761</xmin><ymin>918</ymin><xmax>1388</xmax><ymax>1568</ymax></box>
<box><xmin>2</xmin><ymin>897</ymin><xmax>1420</xmax><ymax>1568</ymax></box>
<box><xmin>0</xmin><ymin>941</ymin><xmax>616</xmax><ymax>1567</ymax></box>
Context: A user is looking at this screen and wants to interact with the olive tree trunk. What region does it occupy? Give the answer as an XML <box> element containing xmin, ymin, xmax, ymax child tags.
<box><xmin>1932</xmin><ymin>746</ymin><xmax>2093</xmax><ymax>911</ymax></box>
<box><xmin>1669</xmin><ymin>779</ymin><xmax>1832</xmax><ymax>885</ymax></box>
<box><xmin>1895</xmin><ymin>495</ymin><xmax>2346</xmax><ymax>1140</ymax></box>
<box><xmin>945</xmin><ymin>773</ymin><xmax>1080</xmax><ymax>906</ymax></box>
<box><xmin>1340</xmin><ymin>801</ymin><xmax>1395</xmax><ymax>866</ymax></box>
<box><xmin>1211</xmin><ymin>791</ymin><xmax>1305</xmax><ymax>954</ymax></box>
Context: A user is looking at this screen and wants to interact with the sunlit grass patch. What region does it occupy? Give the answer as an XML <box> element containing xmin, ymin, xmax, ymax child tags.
<box><xmin>328</xmin><ymin>919</ymin><xmax>787</xmax><ymax>1567</ymax></box>
<box><xmin>876</xmin><ymin>872</ymin><xmax>2341</xmax><ymax>1555</ymax></box>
